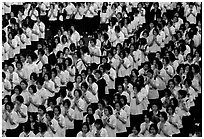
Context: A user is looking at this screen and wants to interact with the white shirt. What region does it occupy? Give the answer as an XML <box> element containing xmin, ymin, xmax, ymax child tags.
<box><xmin>47</xmin><ymin>119</ymin><xmax>60</xmax><ymax>137</ymax></box>
<box><xmin>37</xmin><ymin>21</ymin><xmax>45</xmax><ymax>39</ymax></box>
<box><xmin>54</xmin><ymin>114</ymin><xmax>65</xmax><ymax>137</ymax></box>
<box><xmin>167</xmin><ymin>113</ymin><xmax>182</xmax><ymax>135</ymax></box>
<box><xmin>19</xmin><ymin>33</ymin><xmax>27</xmax><ymax>49</ymax></box>
<box><xmin>5</xmin><ymin>110</ymin><xmax>19</xmax><ymax>129</ymax></box>
<box><xmin>43</xmin><ymin>80</ymin><xmax>55</xmax><ymax>97</ymax></box>
<box><xmin>29</xmin><ymin>9</ymin><xmax>39</xmax><ymax>21</ymax></box>
<box><xmin>77</xmin><ymin>131</ymin><xmax>92</xmax><ymax>137</ymax></box>
<box><xmin>92</xmin><ymin>128</ymin><xmax>108</xmax><ymax>137</ymax></box>
<box><xmin>19</xmin><ymin>131</ymin><xmax>35</xmax><ymax>137</ymax></box>
<box><xmin>48</xmin><ymin>9</ymin><xmax>58</xmax><ymax>21</ymax></box>
<box><xmin>61</xmin><ymin>107</ymin><xmax>75</xmax><ymax>129</ymax></box>
<box><xmin>23</xmin><ymin>63</ymin><xmax>38</xmax><ymax>80</ymax></box>
<box><xmin>70</xmin><ymin>31</ymin><xmax>80</xmax><ymax>45</ymax></box>
<box><xmin>102</xmin><ymin>114</ymin><xmax>117</xmax><ymax>137</ymax></box>
<box><xmin>31</xmin><ymin>23</ymin><xmax>40</xmax><ymax>41</ymax></box>
<box><xmin>20</xmin><ymin>90</ymin><xmax>30</xmax><ymax>105</ymax></box>
<box><xmin>89</xmin><ymin>45</ymin><xmax>101</xmax><ymax>64</ymax></box>
<box><xmin>28</xmin><ymin>93</ymin><xmax>41</xmax><ymax>113</ymax></box>
<box><xmin>114</xmin><ymin>109</ymin><xmax>127</xmax><ymax>133</ymax></box>
<box><xmin>73</xmin><ymin>98</ymin><xmax>84</xmax><ymax>120</ymax></box>
<box><xmin>118</xmin><ymin>57</ymin><xmax>131</xmax><ymax>77</ymax></box>
<box><xmin>25</xmin><ymin>27</ymin><xmax>32</xmax><ymax>45</ymax></box>
<box><xmin>3</xmin><ymin>42</ymin><xmax>10</xmax><ymax>61</ymax></box>
<box><xmin>15</xmin><ymin>104</ymin><xmax>28</xmax><ymax>123</ymax></box>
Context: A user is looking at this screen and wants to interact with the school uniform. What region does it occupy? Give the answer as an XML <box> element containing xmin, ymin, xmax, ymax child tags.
<box><xmin>138</xmin><ymin>121</ymin><xmax>153</xmax><ymax>137</ymax></box>
<box><xmin>157</xmin><ymin>121</ymin><xmax>173</xmax><ymax>137</ymax></box>
<box><xmin>92</xmin><ymin>128</ymin><xmax>109</xmax><ymax>137</ymax></box>
<box><xmin>73</xmin><ymin>98</ymin><xmax>85</xmax><ymax>136</ymax></box>
<box><xmin>77</xmin><ymin>131</ymin><xmax>92</xmax><ymax>137</ymax></box>
<box><xmin>47</xmin><ymin>118</ymin><xmax>60</xmax><ymax>137</ymax></box>
<box><xmin>36</xmin><ymin>131</ymin><xmax>51</xmax><ymax>137</ymax></box>
<box><xmin>114</xmin><ymin>109</ymin><xmax>127</xmax><ymax>137</ymax></box>
<box><xmin>28</xmin><ymin>93</ymin><xmax>41</xmax><ymax>113</ymax></box>
<box><xmin>5</xmin><ymin>110</ymin><xmax>19</xmax><ymax>137</ymax></box>
<box><xmin>43</xmin><ymin>80</ymin><xmax>55</xmax><ymax>98</ymax></box>
<box><xmin>19</xmin><ymin>131</ymin><xmax>35</xmax><ymax>137</ymax></box>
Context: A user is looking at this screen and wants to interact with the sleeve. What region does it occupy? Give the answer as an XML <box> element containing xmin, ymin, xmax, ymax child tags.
<box><xmin>93</xmin><ymin>83</ymin><xmax>98</xmax><ymax>94</ymax></box>
<box><xmin>11</xmin><ymin>112</ymin><xmax>19</xmax><ymax>124</ymax></box>
<box><xmin>78</xmin><ymin>99</ymin><xmax>84</xmax><ymax>111</ymax></box>
<box><xmin>12</xmin><ymin>39</ymin><xmax>17</xmax><ymax>48</ymax></box>
<box><xmin>111</xmin><ymin>116</ymin><xmax>117</xmax><ymax>128</ymax></box>
<box><xmin>13</xmin><ymin>73</ymin><xmax>20</xmax><ymax>85</ymax></box>
<box><xmin>124</xmin><ymin>58</ymin><xmax>131</xmax><ymax>68</ymax></box>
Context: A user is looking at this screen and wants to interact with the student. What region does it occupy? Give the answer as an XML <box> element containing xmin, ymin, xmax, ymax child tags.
<box><xmin>157</xmin><ymin>111</ymin><xmax>173</xmax><ymax>137</ymax></box>
<box><xmin>102</xmin><ymin>105</ymin><xmax>117</xmax><ymax>137</ymax></box>
<box><xmin>46</xmin><ymin>110</ymin><xmax>59</xmax><ymax>137</ymax></box>
<box><xmin>27</xmin><ymin>85</ymin><xmax>41</xmax><ymax>116</ymax></box>
<box><xmin>72</xmin><ymin>89</ymin><xmax>84</xmax><ymax>136</ymax></box>
<box><xmin>14</xmin><ymin>95</ymin><xmax>28</xmax><ymax>134</ymax></box>
<box><xmin>36</xmin><ymin>79</ymin><xmax>49</xmax><ymax>106</ymax></box>
<box><xmin>53</xmin><ymin>105</ymin><xmax>65</xmax><ymax>137</ymax></box>
<box><xmin>36</xmin><ymin>122</ymin><xmax>51</xmax><ymax>137</ymax></box>
<box><xmin>128</xmin><ymin>126</ymin><xmax>140</xmax><ymax>137</ymax></box>
<box><xmin>146</xmin><ymin>123</ymin><xmax>161</xmax><ymax>137</ymax></box>
<box><xmin>61</xmin><ymin>99</ymin><xmax>75</xmax><ymax>137</ymax></box>
<box><xmin>166</xmin><ymin>105</ymin><xmax>182</xmax><ymax>136</ymax></box>
<box><xmin>92</xmin><ymin>119</ymin><xmax>108</xmax><ymax>137</ymax></box>
<box><xmin>77</xmin><ymin>122</ymin><xmax>92</xmax><ymax>137</ymax></box>
<box><xmin>120</xmin><ymin>95</ymin><xmax>130</xmax><ymax>134</ymax></box>
<box><xmin>11</xmin><ymin>85</ymin><xmax>22</xmax><ymax>103</ymax></box>
<box><xmin>114</xmin><ymin>101</ymin><xmax>127</xmax><ymax>137</ymax></box>
<box><xmin>138</xmin><ymin>112</ymin><xmax>153</xmax><ymax>136</ymax></box>
<box><xmin>4</xmin><ymin>102</ymin><xmax>19</xmax><ymax>137</ymax></box>
<box><xmin>19</xmin><ymin>122</ymin><xmax>35</xmax><ymax>137</ymax></box>
<box><xmin>37</xmin><ymin>105</ymin><xmax>47</xmax><ymax>123</ymax></box>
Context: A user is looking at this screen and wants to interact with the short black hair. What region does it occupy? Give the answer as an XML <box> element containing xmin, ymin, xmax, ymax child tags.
<box><xmin>38</xmin><ymin>105</ymin><xmax>46</xmax><ymax>114</ymax></box>
<box><xmin>160</xmin><ymin>111</ymin><xmax>168</xmax><ymax>121</ymax></box>
<box><xmin>63</xmin><ymin>99</ymin><xmax>71</xmax><ymax>107</ymax></box>
<box><xmin>14</xmin><ymin>85</ymin><xmax>23</xmax><ymax>94</ymax></box>
<box><xmin>94</xmin><ymin>119</ymin><xmax>104</xmax><ymax>129</ymax></box>
<box><xmin>54</xmin><ymin>105</ymin><xmax>61</xmax><ymax>114</ymax></box>
<box><xmin>74</xmin><ymin>89</ymin><xmax>82</xmax><ymax>97</ymax></box>
<box><xmin>16</xmin><ymin>95</ymin><xmax>24</xmax><ymax>103</ymax></box>
<box><xmin>47</xmin><ymin>111</ymin><xmax>54</xmax><ymax>119</ymax></box>
<box><xmin>39</xmin><ymin>122</ymin><xmax>47</xmax><ymax>133</ymax></box>
<box><xmin>29</xmin><ymin>85</ymin><xmax>37</xmax><ymax>93</ymax></box>
<box><xmin>104</xmin><ymin>105</ymin><xmax>113</xmax><ymax>115</ymax></box>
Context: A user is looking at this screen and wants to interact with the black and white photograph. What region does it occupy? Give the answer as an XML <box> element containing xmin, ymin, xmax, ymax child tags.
<box><xmin>1</xmin><ymin>1</ymin><xmax>202</xmax><ymax>137</ymax></box>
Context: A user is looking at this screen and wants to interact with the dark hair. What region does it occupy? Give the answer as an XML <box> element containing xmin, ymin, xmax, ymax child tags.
<box><xmin>81</xmin><ymin>82</ymin><xmax>88</xmax><ymax>90</ymax></box>
<box><xmin>54</xmin><ymin>105</ymin><xmax>61</xmax><ymax>114</ymax></box>
<box><xmin>117</xmin><ymin>84</ymin><xmax>124</xmax><ymax>92</ymax></box>
<box><xmin>14</xmin><ymin>85</ymin><xmax>23</xmax><ymax>94</ymax></box>
<box><xmin>149</xmin><ymin>124</ymin><xmax>158</xmax><ymax>134</ymax></box>
<box><xmin>3</xmin><ymin>95</ymin><xmax>11</xmax><ymax>104</ymax></box>
<box><xmin>44</xmin><ymin>72</ymin><xmax>51</xmax><ymax>80</ymax></box>
<box><xmin>16</xmin><ymin>95</ymin><xmax>24</xmax><ymax>103</ymax></box>
<box><xmin>104</xmin><ymin>105</ymin><xmax>113</xmax><ymax>115</ymax></box>
<box><xmin>86</xmin><ymin>114</ymin><xmax>95</xmax><ymax>125</ymax></box>
<box><xmin>30</xmin><ymin>72</ymin><xmax>38</xmax><ymax>81</ymax></box>
<box><xmin>166</xmin><ymin>105</ymin><xmax>176</xmax><ymax>114</ymax></box>
<box><xmin>87</xmin><ymin>74</ymin><xmax>96</xmax><ymax>83</ymax></box>
<box><xmin>59</xmin><ymin>88</ymin><xmax>67</xmax><ymax>98</ymax></box>
<box><xmin>163</xmin><ymin>88</ymin><xmax>171</xmax><ymax>97</ymax></box>
<box><xmin>94</xmin><ymin>119</ymin><xmax>104</xmax><ymax>129</ymax></box>
<box><xmin>46</xmin><ymin>111</ymin><xmax>54</xmax><ymax>119</ymax></box>
<box><xmin>20</xmin><ymin>80</ymin><xmax>28</xmax><ymax>87</ymax></box>
<box><xmin>36</xmin><ymin>78</ymin><xmax>44</xmax><ymax>86</ymax></box>
<box><xmin>160</xmin><ymin>111</ymin><xmax>168</xmax><ymax>121</ymax></box>
<box><xmin>38</xmin><ymin>105</ymin><xmax>46</xmax><ymax>114</ymax></box>
<box><xmin>98</xmin><ymin>100</ymin><xmax>106</xmax><ymax>107</ymax></box>
<box><xmin>66</xmin><ymin>81</ymin><xmax>74</xmax><ymax>91</ymax></box>
<box><xmin>115</xmin><ymin>101</ymin><xmax>123</xmax><ymax>109</ymax></box>
<box><xmin>170</xmin><ymin>97</ymin><xmax>179</xmax><ymax>107</ymax></box>
<box><xmin>5</xmin><ymin>102</ymin><xmax>14</xmax><ymax>110</ymax></box>
<box><xmin>63</xmin><ymin>99</ymin><xmax>71</xmax><ymax>107</ymax></box>
<box><xmin>39</xmin><ymin>122</ymin><xmax>47</xmax><ymax>133</ymax></box>
<box><xmin>82</xmin><ymin>122</ymin><xmax>90</xmax><ymax>132</ymax></box>
<box><xmin>29</xmin><ymin>85</ymin><xmax>37</xmax><ymax>93</ymax></box>
<box><xmin>22</xmin><ymin>122</ymin><xmax>31</xmax><ymax>133</ymax></box>
<box><xmin>74</xmin><ymin>89</ymin><xmax>82</xmax><ymax>97</ymax></box>
<box><xmin>178</xmin><ymin>90</ymin><xmax>187</xmax><ymax>98</ymax></box>
<box><xmin>173</xmin><ymin>75</ymin><xmax>181</xmax><ymax>84</ymax></box>
<box><xmin>120</xmin><ymin>95</ymin><xmax>127</xmax><ymax>106</ymax></box>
